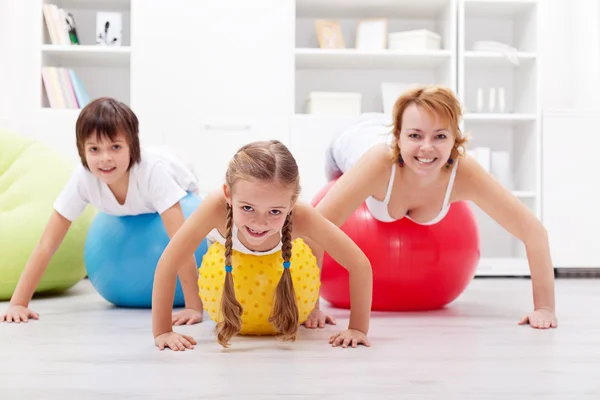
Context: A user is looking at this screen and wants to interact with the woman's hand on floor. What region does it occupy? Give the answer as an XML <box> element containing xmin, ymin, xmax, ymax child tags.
<box><xmin>518</xmin><ymin>308</ymin><xmax>558</xmax><ymax>329</ymax></box>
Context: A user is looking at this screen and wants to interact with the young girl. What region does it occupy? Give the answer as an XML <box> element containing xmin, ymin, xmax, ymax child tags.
<box><xmin>152</xmin><ymin>140</ymin><xmax>373</xmax><ymax>350</ymax></box>
<box><xmin>1</xmin><ymin>97</ymin><xmax>204</xmax><ymax>325</ymax></box>
<box><xmin>317</xmin><ymin>84</ymin><xmax>557</xmax><ymax>330</ymax></box>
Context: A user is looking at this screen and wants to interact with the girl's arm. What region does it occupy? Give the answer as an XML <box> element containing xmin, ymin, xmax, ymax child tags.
<box><xmin>160</xmin><ymin>202</ymin><xmax>204</xmax><ymax>322</ymax></box>
<box><xmin>457</xmin><ymin>155</ymin><xmax>557</xmax><ymax>328</ymax></box>
<box><xmin>152</xmin><ymin>191</ymin><xmax>225</xmax><ymax>341</ymax></box>
<box><xmin>294</xmin><ymin>203</ymin><xmax>373</xmax><ymax>338</ymax></box>
<box><xmin>1</xmin><ymin>211</ymin><xmax>72</xmax><ymax>322</ymax></box>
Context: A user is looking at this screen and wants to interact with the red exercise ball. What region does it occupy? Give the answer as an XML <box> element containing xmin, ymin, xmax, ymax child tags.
<box><xmin>312</xmin><ymin>180</ymin><xmax>480</xmax><ymax>311</ymax></box>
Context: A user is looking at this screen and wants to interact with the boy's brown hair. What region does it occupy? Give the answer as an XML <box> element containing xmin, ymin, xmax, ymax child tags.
<box><xmin>75</xmin><ymin>97</ymin><xmax>141</xmax><ymax>170</ymax></box>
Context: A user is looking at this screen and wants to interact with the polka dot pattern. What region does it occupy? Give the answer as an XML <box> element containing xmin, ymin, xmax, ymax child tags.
<box><xmin>198</xmin><ymin>239</ymin><xmax>321</xmax><ymax>335</ymax></box>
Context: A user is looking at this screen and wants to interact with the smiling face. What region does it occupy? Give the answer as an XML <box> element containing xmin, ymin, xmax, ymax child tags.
<box><xmin>84</xmin><ymin>131</ymin><xmax>131</xmax><ymax>185</ymax></box>
<box><xmin>75</xmin><ymin>97</ymin><xmax>141</xmax><ymax>180</ymax></box>
<box><xmin>390</xmin><ymin>85</ymin><xmax>466</xmax><ymax>175</ymax></box>
<box><xmin>225</xmin><ymin>179</ymin><xmax>295</xmax><ymax>248</ymax></box>
<box><xmin>398</xmin><ymin>104</ymin><xmax>455</xmax><ymax>176</ymax></box>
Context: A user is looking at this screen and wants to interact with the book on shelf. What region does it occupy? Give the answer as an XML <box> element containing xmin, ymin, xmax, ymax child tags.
<box><xmin>43</xmin><ymin>3</ymin><xmax>80</xmax><ymax>45</ymax></box>
<box><xmin>41</xmin><ymin>67</ymin><xmax>90</xmax><ymax>109</ymax></box>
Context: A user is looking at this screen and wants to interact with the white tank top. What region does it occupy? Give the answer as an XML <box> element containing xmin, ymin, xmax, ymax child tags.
<box><xmin>365</xmin><ymin>158</ymin><xmax>459</xmax><ymax>225</ymax></box>
<box><xmin>205</xmin><ymin>225</ymin><xmax>283</xmax><ymax>255</ymax></box>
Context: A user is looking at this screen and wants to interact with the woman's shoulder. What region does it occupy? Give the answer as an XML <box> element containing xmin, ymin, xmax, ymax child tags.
<box><xmin>452</xmin><ymin>153</ymin><xmax>490</xmax><ymax>200</ymax></box>
<box><xmin>353</xmin><ymin>142</ymin><xmax>396</xmax><ymax>177</ymax></box>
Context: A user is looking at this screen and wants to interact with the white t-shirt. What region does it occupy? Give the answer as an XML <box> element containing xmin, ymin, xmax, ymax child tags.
<box><xmin>54</xmin><ymin>146</ymin><xmax>200</xmax><ymax>221</ymax></box>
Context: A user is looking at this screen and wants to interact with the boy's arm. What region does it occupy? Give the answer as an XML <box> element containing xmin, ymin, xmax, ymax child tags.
<box><xmin>160</xmin><ymin>202</ymin><xmax>203</xmax><ymax>313</ymax></box>
<box><xmin>2</xmin><ymin>211</ymin><xmax>72</xmax><ymax>321</ymax></box>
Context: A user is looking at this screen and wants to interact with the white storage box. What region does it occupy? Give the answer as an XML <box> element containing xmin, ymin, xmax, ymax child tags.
<box><xmin>306</xmin><ymin>92</ymin><xmax>362</xmax><ymax>116</ymax></box>
<box><xmin>388</xmin><ymin>29</ymin><xmax>442</xmax><ymax>51</ymax></box>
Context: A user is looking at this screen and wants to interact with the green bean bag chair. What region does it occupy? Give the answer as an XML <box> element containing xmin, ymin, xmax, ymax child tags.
<box><xmin>0</xmin><ymin>130</ymin><xmax>96</xmax><ymax>300</ymax></box>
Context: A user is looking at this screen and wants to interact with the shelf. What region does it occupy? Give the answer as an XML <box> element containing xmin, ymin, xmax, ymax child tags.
<box><xmin>296</xmin><ymin>0</ymin><xmax>451</xmax><ymax>18</ymax></box>
<box><xmin>50</xmin><ymin>0</ymin><xmax>131</xmax><ymax>11</ymax></box>
<box><xmin>296</xmin><ymin>48</ymin><xmax>452</xmax><ymax>69</ymax></box>
<box><xmin>463</xmin><ymin>113</ymin><xmax>537</xmax><ymax>124</ymax></box>
<box><xmin>464</xmin><ymin>0</ymin><xmax>538</xmax><ymax>18</ymax></box>
<box><xmin>42</xmin><ymin>45</ymin><xmax>131</xmax><ymax>68</ymax></box>
<box><xmin>475</xmin><ymin>257</ymin><xmax>530</xmax><ymax>276</ymax></box>
<box><xmin>464</xmin><ymin>51</ymin><xmax>536</xmax><ymax>67</ymax></box>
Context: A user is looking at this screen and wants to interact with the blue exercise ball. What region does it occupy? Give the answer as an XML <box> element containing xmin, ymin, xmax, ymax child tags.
<box><xmin>84</xmin><ymin>193</ymin><xmax>208</xmax><ymax>308</ymax></box>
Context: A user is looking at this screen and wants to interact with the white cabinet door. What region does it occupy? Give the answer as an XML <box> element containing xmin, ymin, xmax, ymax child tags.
<box><xmin>130</xmin><ymin>0</ymin><xmax>294</xmax><ymax>148</ymax></box>
<box><xmin>542</xmin><ymin>112</ymin><xmax>600</xmax><ymax>268</ymax></box>
<box><xmin>164</xmin><ymin>117</ymin><xmax>290</xmax><ymax>193</ymax></box>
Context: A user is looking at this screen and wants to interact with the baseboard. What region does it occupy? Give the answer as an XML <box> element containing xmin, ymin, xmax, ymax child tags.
<box><xmin>555</xmin><ymin>268</ymin><xmax>600</xmax><ymax>278</ymax></box>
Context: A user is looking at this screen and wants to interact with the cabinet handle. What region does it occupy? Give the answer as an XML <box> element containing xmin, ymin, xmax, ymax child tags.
<box><xmin>203</xmin><ymin>124</ymin><xmax>252</xmax><ymax>131</ymax></box>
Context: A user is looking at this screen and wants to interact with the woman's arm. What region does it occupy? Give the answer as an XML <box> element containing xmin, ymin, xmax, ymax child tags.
<box><xmin>152</xmin><ymin>191</ymin><xmax>224</xmax><ymax>340</ymax></box>
<box><xmin>160</xmin><ymin>202</ymin><xmax>204</xmax><ymax>323</ymax></box>
<box><xmin>458</xmin><ymin>156</ymin><xmax>556</xmax><ymax>327</ymax></box>
<box><xmin>2</xmin><ymin>211</ymin><xmax>72</xmax><ymax>322</ymax></box>
<box><xmin>315</xmin><ymin>143</ymin><xmax>392</xmax><ymax>227</ymax></box>
<box><xmin>294</xmin><ymin>203</ymin><xmax>373</xmax><ymax>342</ymax></box>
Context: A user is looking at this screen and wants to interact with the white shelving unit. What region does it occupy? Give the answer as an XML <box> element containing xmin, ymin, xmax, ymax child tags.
<box><xmin>294</xmin><ymin>0</ymin><xmax>457</xmax><ymax>116</ymax></box>
<box><xmin>458</xmin><ymin>0</ymin><xmax>540</xmax><ymax>276</ymax></box>
<box><xmin>39</xmin><ymin>0</ymin><xmax>131</xmax><ymax>110</ymax></box>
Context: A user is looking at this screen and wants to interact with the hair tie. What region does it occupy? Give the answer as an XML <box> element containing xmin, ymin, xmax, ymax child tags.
<box><xmin>283</xmin><ymin>261</ymin><xmax>291</xmax><ymax>269</ymax></box>
<box><xmin>225</xmin><ymin>265</ymin><xmax>232</xmax><ymax>273</ymax></box>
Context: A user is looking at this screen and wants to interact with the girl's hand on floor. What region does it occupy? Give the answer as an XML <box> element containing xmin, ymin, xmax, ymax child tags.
<box><xmin>329</xmin><ymin>329</ymin><xmax>370</xmax><ymax>348</ymax></box>
<box><xmin>518</xmin><ymin>308</ymin><xmax>558</xmax><ymax>329</ymax></box>
<box><xmin>303</xmin><ymin>308</ymin><xmax>336</xmax><ymax>329</ymax></box>
<box><xmin>172</xmin><ymin>308</ymin><xmax>204</xmax><ymax>326</ymax></box>
<box><xmin>1</xmin><ymin>305</ymin><xmax>39</xmax><ymax>323</ymax></box>
<box><xmin>155</xmin><ymin>331</ymin><xmax>197</xmax><ymax>351</ymax></box>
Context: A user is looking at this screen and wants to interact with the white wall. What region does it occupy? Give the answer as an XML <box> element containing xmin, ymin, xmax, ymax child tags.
<box><xmin>0</xmin><ymin>1</ymin><xmax>40</xmax><ymax>132</ymax></box>
<box><xmin>567</xmin><ymin>0</ymin><xmax>600</xmax><ymax>111</ymax></box>
<box><xmin>0</xmin><ymin>1</ymin><xmax>15</xmax><ymax>124</ymax></box>
<box><xmin>539</xmin><ymin>0</ymin><xmax>600</xmax><ymax>112</ymax></box>
<box><xmin>539</xmin><ymin>0</ymin><xmax>571</xmax><ymax>110</ymax></box>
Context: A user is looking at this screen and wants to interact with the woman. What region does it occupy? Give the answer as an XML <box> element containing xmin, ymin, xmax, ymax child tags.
<box><xmin>316</xmin><ymin>85</ymin><xmax>557</xmax><ymax>330</ymax></box>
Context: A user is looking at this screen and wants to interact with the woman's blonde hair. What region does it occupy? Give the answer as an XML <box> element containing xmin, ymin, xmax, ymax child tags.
<box><xmin>390</xmin><ymin>85</ymin><xmax>468</xmax><ymax>164</ymax></box>
<box><xmin>216</xmin><ymin>140</ymin><xmax>301</xmax><ymax>347</ymax></box>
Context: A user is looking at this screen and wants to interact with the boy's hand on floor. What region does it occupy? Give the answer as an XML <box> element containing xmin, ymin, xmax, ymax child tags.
<box><xmin>1</xmin><ymin>305</ymin><xmax>39</xmax><ymax>323</ymax></box>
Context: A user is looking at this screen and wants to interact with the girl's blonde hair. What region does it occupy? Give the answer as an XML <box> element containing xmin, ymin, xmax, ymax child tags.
<box><xmin>390</xmin><ymin>85</ymin><xmax>468</xmax><ymax>164</ymax></box>
<box><xmin>217</xmin><ymin>140</ymin><xmax>301</xmax><ymax>347</ymax></box>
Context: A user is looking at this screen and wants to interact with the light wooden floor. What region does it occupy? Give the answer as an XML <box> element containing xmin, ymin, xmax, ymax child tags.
<box><xmin>0</xmin><ymin>278</ymin><xmax>598</xmax><ymax>399</ymax></box>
